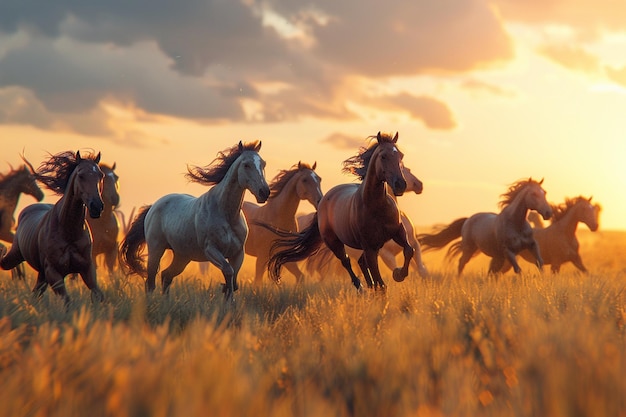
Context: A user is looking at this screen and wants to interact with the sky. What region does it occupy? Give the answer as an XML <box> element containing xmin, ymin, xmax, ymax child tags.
<box><xmin>0</xmin><ymin>0</ymin><xmax>625</xmax><ymax>231</ymax></box>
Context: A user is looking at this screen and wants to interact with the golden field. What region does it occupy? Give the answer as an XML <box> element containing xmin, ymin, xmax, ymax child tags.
<box><xmin>0</xmin><ymin>229</ymin><xmax>625</xmax><ymax>417</ymax></box>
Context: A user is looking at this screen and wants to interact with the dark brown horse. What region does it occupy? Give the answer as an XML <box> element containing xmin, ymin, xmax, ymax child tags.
<box><xmin>0</xmin><ymin>160</ymin><xmax>45</xmax><ymax>279</ymax></box>
<box><xmin>418</xmin><ymin>178</ymin><xmax>553</xmax><ymax>275</ymax></box>
<box><xmin>0</xmin><ymin>151</ymin><xmax>105</xmax><ymax>305</ymax></box>
<box><xmin>87</xmin><ymin>162</ymin><xmax>120</xmax><ymax>275</ymax></box>
<box><xmin>265</xmin><ymin>132</ymin><xmax>412</xmax><ymax>291</ymax></box>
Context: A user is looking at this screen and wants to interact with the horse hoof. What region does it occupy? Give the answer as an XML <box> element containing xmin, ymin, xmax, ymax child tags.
<box><xmin>393</xmin><ymin>268</ymin><xmax>406</xmax><ymax>282</ymax></box>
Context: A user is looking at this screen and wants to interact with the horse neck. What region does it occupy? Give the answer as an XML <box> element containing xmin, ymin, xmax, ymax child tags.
<box><xmin>502</xmin><ymin>191</ymin><xmax>531</xmax><ymax>227</ymax></box>
<box><xmin>551</xmin><ymin>205</ymin><xmax>581</xmax><ymax>237</ymax></box>
<box><xmin>56</xmin><ymin>175</ymin><xmax>87</xmax><ymax>237</ymax></box>
<box><xmin>208</xmin><ymin>165</ymin><xmax>247</xmax><ymax>222</ymax></box>
<box><xmin>265</xmin><ymin>177</ymin><xmax>301</xmax><ymax>220</ymax></box>
<box><xmin>0</xmin><ymin>175</ymin><xmax>23</xmax><ymax>208</ymax></box>
<box><xmin>361</xmin><ymin>163</ymin><xmax>388</xmax><ymax>208</ymax></box>
<box><xmin>384</xmin><ymin>184</ymin><xmax>399</xmax><ymax>203</ymax></box>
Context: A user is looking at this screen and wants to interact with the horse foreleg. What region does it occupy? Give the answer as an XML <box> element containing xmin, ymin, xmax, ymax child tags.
<box><xmin>45</xmin><ymin>267</ymin><xmax>71</xmax><ymax>307</ymax></box>
<box><xmin>488</xmin><ymin>256</ymin><xmax>507</xmax><ymax>275</ymax></box>
<box><xmin>357</xmin><ymin>253</ymin><xmax>374</xmax><ymax>288</ymax></box>
<box><xmin>570</xmin><ymin>253</ymin><xmax>588</xmax><ymax>274</ymax></box>
<box><xmin>253</xmin><ymin>255</ymin><xmax>266</xmax><ymax>286</ymax></box>
<box><xmin>161</xmin><ymin>253</ymin><xmax>190</xmax><ymax>294</ymax></box>
<box><xmin>363</xmin><ymin>250</ymin><xmax>386</xmax><ymax>290</ymax></box>
<box><xmin>204</xmin><ymin>247</ymin><xmax>238</xmax><ymax>300</ymax></box>
<box><xmin>32</xmin><ymin>272</ymin><xmax>48</xmax><ymax>299</ymax></box>
<box><xmin>391</xmin><ymin>227</ymin><xmax>414</xmax><ymax>283</ymax></box>
<box><xmin>409</xmin><ymin>235</ymin><xmax>430</xmax><ymax>278</ymax></box>
<box><xmin>104</xmin><ymin>245</ymin><xmax>118</xmax><ymax>275</ymax></box>
<box><xmin>79</xmin><ymin>262</ymin><xmax>104</xmax><ymax>302</ymax></box>
<box><xmin>527</xmin><ymin>241</ymin><xmax>544</xmax><ymax>271</ymax></box>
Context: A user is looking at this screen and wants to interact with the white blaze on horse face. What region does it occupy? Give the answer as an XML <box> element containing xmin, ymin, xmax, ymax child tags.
<box><xmin>252</xmin><ymin>154</ymin><xmax>264</xmax><ymax>177</ymax></box>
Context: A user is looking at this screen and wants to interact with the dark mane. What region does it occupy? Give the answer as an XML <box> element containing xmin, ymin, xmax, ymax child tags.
<box><xmin>186</xmin><ymin>141</ymin><xmax>261</xmax><ymax>186</ymax></box>
<box><xmin>498</xmin><ymin>178</ymin><xmax>544</xmax><ymax>209</ymax></box>
<box><xmin>268</xmin><ymin>162</ymin><xmax>314</xmax><ymax>199</ymax></box>
<box><xmin>0</xmin><ymin>165</ymin><xmax>29</xmax><ymax>191</ymax></box>
<box><xmin>551</xmin><ymin>196</ymin><xmax>595</xmax><ymax>221</ymax></box>
<box><xmin>342</xmin><ymin>132</ymin><xmax>401</xmax><ymax>180</ymax></box>
<box><xmin>35</xmin><ymin>151</ymin><xmax>100</xmax><ymax>195</ymax></box>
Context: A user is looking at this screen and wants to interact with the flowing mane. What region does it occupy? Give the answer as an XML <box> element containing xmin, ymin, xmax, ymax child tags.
<box><xmin>498</xmin><ymin>178</ymin><xmax>543</xmax><ymax>209</ymax></box>
<box><xmin>0</xmin><ymin>165</ymin><xmax>28</xmax><ymax>191</ymax></box>
<box><xmin>186</xmin><ymin>141</ymin><xmax>261</xmax><ymax>186</ymax></box>
<box><xmin>35</xmin><ymin>150</ymin><xmax>100</xmax><ymax>195</ymax></box>
<box><xmin>268</xmin><ymin>162</ymin><xmax>314</xmax><ymax>199</ymax></box>
<box><xmin>551</xmin><ymin>196</ymin><xmax>598</xmax><ymax>222</ymax></box>
<box><xmin>342</xmin><ymin>132</ymin><xmax>402</xmax><ymax>180</ymax></box>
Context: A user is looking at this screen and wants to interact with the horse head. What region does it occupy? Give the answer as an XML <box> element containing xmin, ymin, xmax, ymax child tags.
<box><xmin>19</xmin><ymin>156</ymin><xmax>45</xmax><ymax>201</ymax></box>
<box><xmin>402</xmin><ymin>166</ymin><xmax>423</xmax><ymax>195</ymax></box>
<box><xmin>581</xmin><ymin>197</ymin><xmax>601</xmax><ymax>232</ymax></box>
<box><xmin>237</xmin><ymin>141</ymin><xmax>270</xmax><ymax>204</ymax></box>
<box><xmin>295</xmin><ymin>161</ymin><xmax>323</xmax><ymax>209</ymax></box>
<box><xmin>74</xmin><ymin>151</ymin><xmax>105</xmax><ymax>219</ymax></box>
<box><xmin>524</xmin><ymin>178</ymin><xmax>552</xmax><ymax>220</ymax></box>
<box><xmin>99</xmin><ymin>162</ymin><xmax>120</xmax><ymax>209</ymax></box>
<box><xmin>374</xmin><ymin>132</ymin><xmax>406</xmax><ymax>196</ymax></box>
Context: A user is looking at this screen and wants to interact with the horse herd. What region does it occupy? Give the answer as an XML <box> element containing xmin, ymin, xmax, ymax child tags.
<box><xmin>0</xmin><ymin>133</ymin><xmax>602</xmax><ymax>305</ymax></box>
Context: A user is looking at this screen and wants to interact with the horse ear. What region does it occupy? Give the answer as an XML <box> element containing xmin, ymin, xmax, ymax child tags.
<box><xmin>393</xmin><ymin>132</ymin><xmax>399</xmax><ymax>143</ymax></box>
<box><xmin>256</xmin><ymin>141</ymin><xmax>262</xmax><ymax>151</ymax></box>
<box><xmin>376</xmin><ymin>131</ymin><xmax>382</xmax><ymax>142</ymax></box>
<box><xmin>76</xmin><ymin>150</ymin><xmax>82</xmax><ymax>162</ymax></box>
<box><xmin>95</xmin><ymin>152</ymin><xmax>101</xmax><ymax>164</ymax></box>
<box><xmin>312</xmin><ymin>161</ymin><xmax>317</xmax><ymax>170</ymax></box>
<box><xmin>238</xmin><ymin>141</ymin><xmax>243</xmax><ymax>152</ymax></box>
<box><xmin>539</xmin><ymin>178</ymin><xmax>544</xmax><ymax>185</ymax></box>
<box><xmin>298</xmin><ymin>161</ymin><xmax>302</xmax><ymax>169</ymax></box>
<box><xmin>588</xmin><ymin>196</ymin><xmax>593</xmax><ymax>202</ymax></box>
<box><xmin>111</xmin><ymin>162</ymin><xmax>116</xmax><ymax>170</ymax></box>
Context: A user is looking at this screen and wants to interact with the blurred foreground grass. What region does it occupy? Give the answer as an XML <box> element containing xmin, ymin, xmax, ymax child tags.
<box><xmin>0</xmin><ymin>230</ymin><xmax>624</xmax><ymax>417</ymax></box>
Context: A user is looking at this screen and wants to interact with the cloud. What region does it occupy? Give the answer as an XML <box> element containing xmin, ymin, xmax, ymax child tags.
<box><xmin>320</xmin><ymin>132</ymin><xmax>366</xmax><ymax>150</ymax></box>
<box><xmin>605</xmin><ymin>66</ymin><xmax>626</xmax><ymax>88</ymax></box>
<box><xmin>460</xmin><ymin>78</ymin><xmax>516</xmax><ymax>97</ymax></box>
<box><xmin>0</xmin><ymin>1</ymin><xmax>516</xmax><ymax>136</ymax></box>
<box><xmin>373</xmin><ymin>93</ymin><xmax>457</xmax><ymax>130</ymax></box>
<box><xmin>537</xmin><ymin>44</ymin><xmax>600</xmax><ymax>74</ymax></box>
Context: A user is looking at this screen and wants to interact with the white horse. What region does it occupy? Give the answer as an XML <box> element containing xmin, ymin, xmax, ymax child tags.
<box><xmin>120</xmin><ymin>141</ymin><xmax>270</xmax><ymax>299</ymax></box>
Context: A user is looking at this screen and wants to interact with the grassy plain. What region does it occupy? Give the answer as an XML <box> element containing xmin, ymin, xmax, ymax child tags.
<box><xmin>0</xmin><ymin>230</ymin><xmax>624</xmax><ymax>417</ymax></box>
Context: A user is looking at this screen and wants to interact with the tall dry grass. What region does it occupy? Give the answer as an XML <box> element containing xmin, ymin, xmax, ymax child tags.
<box><xmin>0</xmin><ymin>231</ymin><xmax>625</xmax><ymax>417</ymax></box>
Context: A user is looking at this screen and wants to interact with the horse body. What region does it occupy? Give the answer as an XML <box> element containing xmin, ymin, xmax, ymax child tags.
<box><xmin>243</xmin><ymin>162</ymin><xmax>322</xmax><ymax>284</ymax></box>
<box><xmin>267</xmin><ymin>132</ymin><xmax>413</xmax><ymax>290</ymax></box>
<box><xmin>87</xmin><ymin>163</ymin><xmax>120</xmax><ymax>274</ymax></box>
<box><xmin>120</xmin><ymin>141</ymin><xmax>270</xmax><ymax>298</ymax></box>
<box><xmin>0</xmin><ymin>151</ymin><xmax>105</xmax><ymax>305</ymax></box>
<box><xmin>419</xmin><ymin>178</ymin><xmax>552</xmax><ymax>275</ymax></box>
<box><xmin>517</xmin><ymin>196</ymin><xmax>600</xmax><ymax>273</ymax></box>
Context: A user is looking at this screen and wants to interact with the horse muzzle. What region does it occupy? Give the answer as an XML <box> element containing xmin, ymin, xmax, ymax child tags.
<box><xmin>391</xmin><ymin>178</ymin><xmax>407</xmax><ymax>196</ymax></box>
<box><xmin>88</xmin><ymin>200</ymin><xmax>105</xmax><ymax>219</ymax></box>
<box><xmin>255</xmin><ymin>186</ymin><xmax>270</xmax><ymax>204</ymax></box>
<box><xmin>540</xmin><ymin>208</ymin><xmax>553</xmax><ymax>221</ymax></box>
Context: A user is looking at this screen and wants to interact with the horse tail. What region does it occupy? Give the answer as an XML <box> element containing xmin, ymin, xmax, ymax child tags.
<box><xmin>119</xmin><ymin>205</ymin><xmax>151</xmax><ymax>277</ymax></box>
<box><xmin>417</xmin><ymin>217</ymin><xmax>467</xmax><ymax>252</ymax></box>
<box><xmin>257</xmin><ymin>213</ymin><xmax>323</xmax><ymax>282</ymax></box>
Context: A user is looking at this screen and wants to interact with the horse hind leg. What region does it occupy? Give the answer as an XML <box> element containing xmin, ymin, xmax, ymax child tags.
<box><xmin>284</xmin><ymin>261</ymin><xmax>305</xmax><ymax>285</ymax></box>
<box><xmin>160</xmin><ymin>253</ymin><xmax>190</xmax><ymax>294</ymax></box>
<box><xmin>146</xmin><ymin>246</ymin><xmax>166</xmax><ymax>293</ymax></box>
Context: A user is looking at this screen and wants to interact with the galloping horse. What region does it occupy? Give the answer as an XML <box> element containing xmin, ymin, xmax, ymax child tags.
<box><xmin>243</xmin><ymin>161</ymin><xmax>322</xmax><ymax>285</ymax></box>
<box><xmin>418</xmin><ymin>178</ymin><xmax>553</xmax><ymax>275</ymax></box>
<box><xmin>120</xmin><ymin>141</ymin><xmax>270</xmax><ymax>299</ymax></box>
<box><xmin>87</xmin><ymin>163</ymin><xmax>120</xmax><ymax>275</ymax></box>
<box><xmin>0</xmin><ymin>151</ymin><xmax>105</xmax><ymax>305</ymax></box>
<box><xmin>0</xmin><ymin>161</ymin><xmax>45</xmax><ymax>279</ymax></box>
<box><xmin>511</xmin><ymin>196</ymin><xmax>601</xmax><ymax>273</ymax></box>
<box><xmin>266</xmin><ymin>132</ymin><xmax>413</xmax><ymax>291</ymax></box>
<box><xmin>302</xmin><ymin>165</ymin><xmax>429</xmax><ymax>279</ymax></box>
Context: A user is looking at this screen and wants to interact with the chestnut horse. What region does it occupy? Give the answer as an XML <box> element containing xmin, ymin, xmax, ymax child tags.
<box><xmin>0</xmin><ymin>160</ymin><xmax>45</xmax><ymax>279</ymax></box>
<box><xmin>120</xmin><ymin>141</ymin><xmax>270</xmax><ymax>299</ymax></box>
<box><xmin>0</xmin><ymin>151</ymin><xmax>105</xmax><ymax>305</ymax></box>
<box><xmin>87</xmin><ymin>162</ymin><xmax>120</xmax><ymax>275</ymax></box>
<box><xmin>418</xmin><ymin>178</ymin><xmax>553</xmax><ymax>275</ymax></box>
<box><xmin>511</xmin><ymin>196</ymin><xmax>601</xmax><ymax>273</ymax></box>
<box><xmin>302</xmin><ymin>165</ymin><xmax>429</xmax><ymax>279</ymax></box>
<box><xmin>243</xmin><ymin>161</ymin><xmax>322</xmax><ymax>285</ymax></box>
<box><xmin>266</xmin><ymin>132</ymin><xmax>412</xmax><ymax>291</ymax></box>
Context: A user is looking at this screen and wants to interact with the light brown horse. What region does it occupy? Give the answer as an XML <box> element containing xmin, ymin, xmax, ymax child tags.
<box><xmin>120</xmin><ymin>141</ymin><xmax>270</xmax><ymax>299</ymax></box>
<box><xmin>86</xmin><ymin>162</ymin><xmax>120</xmax><ymax>275</ymax></box>
<box><xmin>302</xmin><ymin>165</ymin><xmax>429</xmax><ymax>279</ymax></box>
<box><xmin>0</xmin><ymin>161</ymin><xmax>45</xmax><ymax>279</ymax></box>
<box><xmin>265</xmin><ymin>132</ymin><xmax>412</xmax><ymax>291</ymax></box>
<box><xmin>509</xmin><ymin>196</ymin><xmax>601</xmax><ymax>273</ymax></box>
<box><xmin>418</xmin><ymin>178</ymin><xmax>553</xmax><ymax>275</ymax></box>
<box><xmin>0</xmin><ymin>151</ymin><xmax>105</xmax><ymax>305</ymax></box>
<box><xmin>243</xmin><ymin>161</ymin><xmax>322</xmax><ymax>285</ymax></box>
